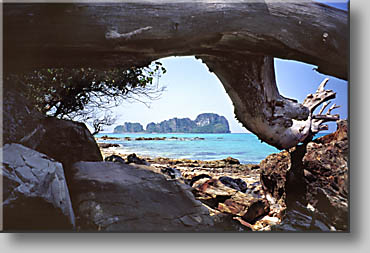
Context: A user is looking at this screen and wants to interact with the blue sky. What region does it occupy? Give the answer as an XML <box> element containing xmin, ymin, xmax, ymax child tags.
<box><xmin>110</xmin><ymin>56</ymin><xmax>347</xmax><ymax>133</ymax></box>
<box><xmin>107</xmin><ymin>1</ymin><xmax>348</xmax><ymax>134</ymax></box>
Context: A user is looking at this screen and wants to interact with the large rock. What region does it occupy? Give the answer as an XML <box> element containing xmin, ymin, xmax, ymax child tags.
<box><xmin>148</xmin><ymin>156</ymin><xmax>277</xmax><ymax>231</ymax></box>
<box><xmin>69</xmin><ymin>161</ymin><xmax>214</xmax><ymax>232</ymax></box>
<box><xmin>192</xmin><ymin>178</ymin><xmax>269</xmax><ymax>225</ymax></box>
<box><xmin>1</xmin><ymin>143</ymin><xmax>75</xmax><ymax>230</ymax></box>
<box><xmin>113</xmin><ymin>122</ymin><xmax>144</xmax><ymax>133</ymax></box>
<box><xmin>259</xmin><ymin>120</ymin><xmax>348</xmax><ymax>231</ymax></box>
<box><xmin>260</xmin><ymin>150</ymin><xmax>290</xmax><ymax>209</ymax></box>
<box><xmin>303</xmin><ymin>120</ymin><xmax>348</xmax><ymax>230</ymax></box>
<box><xmin>145</xmin><ymin>113</ymin><xmax>230</xmax><ymax>133</ymax></box>
<box><xmin>146</xmin><ymin>117</ymin><xmax>196</xmax><ymax>133</ymax></box>
<box><xmin>2</xmin><ymin>82</ymin><xmax>101</xmax><ymax>170</ymax></box>
<box><xmin>20</xmin><ymin>117</ymin><xmax>103</xmax><ymax>169</ymax></box>
<box><xmin>271</xmin><ymin>202</ymin><xmax>334</xmax><ymax>232</ymax></box>
<box><xmin>194</xmin><ymin>113</ymin><xmax>230</xmax><ymax>133</ymax></box>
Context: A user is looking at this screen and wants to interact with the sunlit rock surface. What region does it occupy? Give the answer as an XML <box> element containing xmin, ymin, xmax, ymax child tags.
<box><xmin>113</xmin><ymin>122</ymin><xmax>144</xmax><ymax>133</ymax></box>
<box><xmin>1</xmin><ymin>143</ymin><xmax>75</xmax><ymax>230</ymax></box>
<box><xmin>110</xmin><ymin>153</ymin><xmax>282</xmax><ymax>231</ymax></box>
<box><xmin>69</xmin><ymin>161</ymin><xmax>214</xmax><ymax>232</ymax></box>
<box><xmin>145</xmin><ymin>113</ymin><xmax>230</xmax><ymax>133</ymax></box>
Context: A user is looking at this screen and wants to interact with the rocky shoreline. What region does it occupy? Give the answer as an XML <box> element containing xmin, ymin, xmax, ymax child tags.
<box><xmin>98</xmin><ymin>135</ymin><xmax>206</xmax><ymax>141</ymax></box>
<box><xmin>98</xmin><ymin>147</ymin><xmax>279</xmax><ymax>231</ymax></box>
<box><xmin>96</xmin><ymin>119</ymin><xmax>348</xmax><ymax>231</ymax></box>
<box><xmin>2</xmin><ymin>91</ymin><xmax>348</xmax><ymax>232</ymax></box>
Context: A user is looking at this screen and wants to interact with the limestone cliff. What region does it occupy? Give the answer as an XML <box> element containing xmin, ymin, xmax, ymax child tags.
<box><xmin>113</xmin><ymin>122</ymin><xmax>144</xmax><ymax>133</ymax></box>
<box><xmin>145</xmin><ymin>113</ymin><xmax>230</xmax><ymax>133</ymax></box>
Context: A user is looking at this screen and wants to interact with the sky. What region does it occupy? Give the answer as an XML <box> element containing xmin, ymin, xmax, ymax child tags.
<box><xmin>103</xmin><ymin>1</ymin><xmax>348</xmax><ymax>134</ymax></box>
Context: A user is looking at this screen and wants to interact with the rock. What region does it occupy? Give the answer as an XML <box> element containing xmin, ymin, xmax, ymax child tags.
<box><xmin>146</xmin><ymin>118</ymin><xmax>196</xmax><ymax>133</ymax></box>
<box><xmin>167</xmin><ymin>137</ymin><xmax>205</xmax><ymax>141</ymax></box>
<box><xmin>260</xmin><ymin>150</ymin><xmax>290</xmax><ymax>205</ymax></box>
<box><xmin>98</xmin><ymin>143</ymin><xmax>120</xmax><ymax>149</ymax></box>
<box><xmin>189</xmin><ymin>174</ymin><xmax>212</xmax><ymax>187</ymax></box>
<box><xmin>104</xmin><ymin>155</ymin><xmax>126</xmax><ymax>164</ymax></box>
<box><xmin>212</xmin><ymin>213</ymin><xmax>251</xmax><ymax>232</ymax></box>
<box><xmin>271</xmin><ymin>202</ymin><xmax>333</xmax><ymax>232</ymax></box>
<box><xmin>126</xmin><ymin>154</ymin><xmax>271</xmax><ymax>231</ymax></box>
<box><xmin>135</xmin><ymin>137</ymin><xmax>166</xmax><ymax>141</ymax></box>
<box><xmin>20</xmin><ymin>117</ymin><xmax>103</xmax><ymax>169</ymax></box>
<box><xmin>219</xmin><ymin>176</ymin><xmax>248</xmax><ymax>192</ymax></box>
<box><xmin>316</xmin><ymin>119</ymin><xmax>348</xmax><ymax>144</ymax></box>
<box><xmin>250</xmin><ymin>164</ymin><xmax>260</xmax><ymax>170</ymax></box>
<box><xmin>192</xmin><ymin>178</ymin><xmax>269</xmax><ymax>225</ymax></box>
<box><xmin>303</xmin><ymin>120</ymin><xmax>348</xmax><ymax>230</ymax></box>
<box><xmin>259</xmin><ymin>215</ymin><xmax>280</xmax><ymax>226</ymax></box>
<box><xmin>99</xmin><ymin>135</ymin><xmax>120</xmax><ymax>140</ymax></box>
<box><xmin>259</xmin><ymin>120</ymin><xmax>348</xmax><ymax>231</ymax></box>
<box><xmin>161</xmin><ymin>167</ymin><xmax>182</xmax><ymax>179</ymax></box>
<box><xmin>69</xmin><ymin>161</ymin><xmax>214</xmax><ymax>232</ymax></box>
<box><xmin>2</xmin><ymin>86</ymin><xmax>44</xmax><ymax>144</ymax></box>
<box><xmin>223</xmin><ymin>156</ymin><xmax>240</xmax><ymax>165</ymax></box>
<box><xmin>242</xmin><ymin>200</ymin><xmax>270</xmax><ymax>223</ymax></box>
<box><xmin>126</xmin><ymin>153</ymin><xmax>150</xmax><ymax>166</ymax></box>
<box><xmin>1</xmin><ymin>143</ymin><xmax>75</xmax><ymax>230</ymax></box>
<box><xmin>113</xmin><ymin>122</ymin><xmax>144</xmax><ymax>133</ymax></box>
<box><xmin>145</xmin><ymin>113</ymin><xmax>230</xmax><ymax>133</ymax></box>
<box><xmin>194</xmin><ymin>113</ymin><xmax>230</xmax><ymax>133</ymax></box>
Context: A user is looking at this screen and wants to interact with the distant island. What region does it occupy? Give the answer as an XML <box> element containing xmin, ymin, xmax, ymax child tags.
<box><xmin>113</xmin><ymin>113</ymin><xmax>230</xmax><ymax>133</ymax></box>
<box><xmin>113</xmin><ymin>123</ymin><xmax>144</xmax><ymax>133</ymax></box>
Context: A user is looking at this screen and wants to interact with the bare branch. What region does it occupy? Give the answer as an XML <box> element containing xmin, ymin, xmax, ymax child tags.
<box><xmin>91</xmin><ymin>113</ymin><xmax>117</xmax><ymax>135</ymax></box>
<box><xmin>317</xmin><ymin>78</ymin><xmax>330</xmax><ymax>92</ymax></box>
<box><xmin>303</xmin><ymin>78</ymin><xmax>336</xmax><ymax>113</ymax></box>
<box><xmin>318</xmin><ymin>101</ymin><xmax>330</xmax><ymax>115</ymax></box>
<box><xmin>312</xmin><ymin>114</ymin><xmax>340</xmax><ymax>121</ymax></box>
<box><xmin>327</xmin><ymin>103</ymin><xmax>340</xmax><ymax>115</ymax></box>
<box><xmin>301</xmin><ymin>78</ymin><xmax>341</xmax><ymax>137</ymax></box>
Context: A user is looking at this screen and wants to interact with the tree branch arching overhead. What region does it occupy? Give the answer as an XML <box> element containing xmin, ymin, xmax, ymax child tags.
<box><xmin>3</xmin><ymin>0</ymin><xmax>348</xmax><ymax>149</ymax></box>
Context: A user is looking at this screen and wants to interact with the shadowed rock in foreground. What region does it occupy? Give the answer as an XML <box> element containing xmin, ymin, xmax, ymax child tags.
<box><xmin>260</xmin><ymin>120</ymin><xmax>348</xmax><ymax>231</ymax></box>
<box><xmin>20</xmin><ymin>117</ymin><xmax>103</xmax><ymax>169</ymax></box>
<box><xmin>69</xmin><ymin>161</ymin><xmax>214</xmax><ymax>232</ymax></box>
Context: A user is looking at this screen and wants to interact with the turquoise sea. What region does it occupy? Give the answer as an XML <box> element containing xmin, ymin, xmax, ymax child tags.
<box><xmin>96</xmin><ymin>133</ymin><xmax>328</xmax><ymax>164</ymax></box>
<box><xmin>96</xmin><ymin>133</ymin><xmax>284</xmax><ymax>164</ymax></box>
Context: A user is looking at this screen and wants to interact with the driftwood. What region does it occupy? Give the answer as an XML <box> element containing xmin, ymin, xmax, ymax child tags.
<box><xmin>3</xmin><ymin>0</ymin><xmax>348</xmax><ymax>149</ymax></box>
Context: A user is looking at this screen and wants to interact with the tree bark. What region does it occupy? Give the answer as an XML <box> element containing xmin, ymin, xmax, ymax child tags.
<box><xmin>3</xmin><ymin>1</ymin><xmax>348</xmax><ymax>150</ymax></box>
<box><xmin>4</xmin><ymin>1</ymin><xmax>347</xmax><ymax>78</ymax></box>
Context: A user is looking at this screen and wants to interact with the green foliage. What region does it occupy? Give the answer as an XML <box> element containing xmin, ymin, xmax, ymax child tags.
<box><xmin>7</xmin><ymin>62</ymin><xmax>166</xmax><ymax>121</ymax></box>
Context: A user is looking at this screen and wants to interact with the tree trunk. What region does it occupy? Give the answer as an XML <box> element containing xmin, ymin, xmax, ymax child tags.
<box><xmin>3</xmin><ymin>1</ymin><xmax>348</xmax><ymax>78</ymax></box>
<box><xmin>3</xmin><ymin>1</ymin><xmax>348</xmax><ymax>149</ymax></box>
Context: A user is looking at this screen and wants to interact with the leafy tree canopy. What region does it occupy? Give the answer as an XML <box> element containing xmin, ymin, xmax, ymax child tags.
<box><xmin>6</xmin><ymin>62</ymin><xmax>166</xmax><ymax>133</ymax></box>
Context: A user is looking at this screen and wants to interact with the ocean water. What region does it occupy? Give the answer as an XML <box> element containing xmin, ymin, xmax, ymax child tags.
<box><xmin>95</xmin><ymin>133</ymin><xmax>285</xmax><ymax>164</ymax></box>
<box><xmin>96</xmin><ymin>132</ymin><xmax>328</xmax><ymax>164</ymax></box>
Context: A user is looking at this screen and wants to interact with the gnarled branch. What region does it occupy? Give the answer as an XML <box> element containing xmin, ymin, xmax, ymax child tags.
<box><xmin>3</xmin><ymin>1</ymin><xmax>347</xmax><ymax>150</ymax></box>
